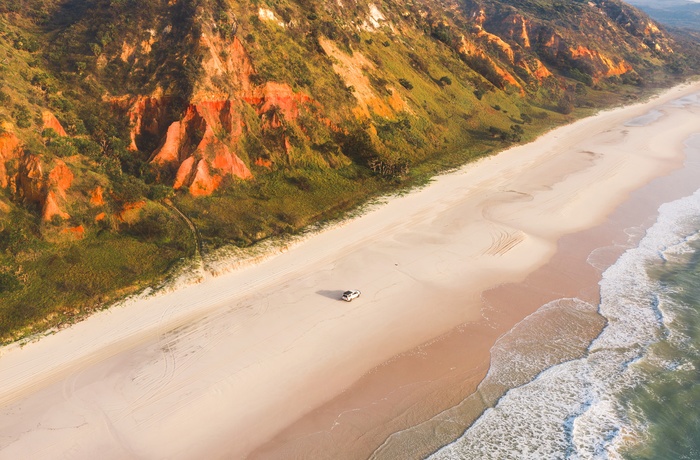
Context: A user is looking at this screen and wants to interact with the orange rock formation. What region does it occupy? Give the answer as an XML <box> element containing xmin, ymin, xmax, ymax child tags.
<box><xmin>244</xmin><ymin>82</ymin><xmax>315</xmax><ymax>126</ymax></box>
<box><xmin>569</xmin><ymin>45</ymin><xmax>633</xmax><ymax>78</ymax></box>
<box><xmin>16</xmin><ymin>155</ymin><xmax>74</xmax><ymax>221</ymax></box>
<box><xmin>199</xmin><ymin>35</ymin><xmax>254</xmax><ymax>96</ymax></box>
<box><xmin>121</xmin><ymin>95</ymin><xmax>171</xmax><ymax>151</ymax></box>
<box><xmin>41</xmin><ymin>111</ymin><xmax>68</xmax><ymax>137</ymax></box>
<box><xmin>43</xmin><ymin>190</ymin><xmax>70</xmax><ymax>221</ymax></box>
<box><xmin>0</xmin><ymin>132</ymin><xmax>22</xmax><ymax>188</ymax></box>
<box><xmin>90</xmin><ymin>186</ymin><xmax>106</xmax><ymax>206</ymax></box>
<box><xmin>17</xmin><ymin>154</ymin><xmax>45</xmax><ymax>205</ymax></box>
<box><xmin>151</xmin><ymin>100</ymin><xmax>252</xmax><ymax>195</ymax></box>
<box><xmin>62</xmin><ymin>225</ymin><xmax>85</xmax><ymax>239</ymax></box>
<box><xmin>117</xmin><ymin>200</ymin><xmax>146</xmax><ymax>223</ymax></box>
<box><xmin>118</xmin><ymin>31</ymin><xmax>340</xmax><ymax>197</ymax></box>
<box><xmin>48</xmin><ymin>160</ymin><xmax>74</xmax><ymax>198</ymax></box>
<box><xmin>460</xmin><ymin>36</ymin><xmax>522</xmax><ymax>90</ymax></box>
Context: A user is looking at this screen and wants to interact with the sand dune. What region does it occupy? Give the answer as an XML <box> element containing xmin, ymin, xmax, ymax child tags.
<box><xmin>1</xmin><ymin>82</ymin><xmax>700</xmax><ymax>459</ymax></box>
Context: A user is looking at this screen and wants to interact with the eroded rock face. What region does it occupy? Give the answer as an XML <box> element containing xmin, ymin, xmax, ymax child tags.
<box><xmin>17</xmin><ymin>154</ymin><xmax>45</xmax><ymax>205</ymax></box>
<box><xmin>188</xmin><ymin>159</ymin><xmax>218</xmax><ymax>197</ymax></box>
<box><xmin>16</xmin><ymin>155</ymin><xmax>74</xmax><ymax>221</ymax></box>
<box><xmin>48</xmin><ymin>160</ymin><xmax>73</xmax><ymax>198</ymax></box>
<box><xmin>570</xmin><ymin>45</ymin><xmax>633</xmax><ymax>78</ymax></box>
<box><xmin>117</xmin><ymin>22</ymin><xmax>347</xmax><ymax>197</ymax></box>
<box><xmin>245</xmin><ymin>82</ymin><xmax>315</xmax><ymax>126</ymax></box>
<box><xmin>499</xmin><ymin>13</ymin><xmax>531</xmax><ymax>49</ymax></box>
<box><xmin>2</xmin><ymin>130</ymin><xmax>77</xmax><ymax>222</ymax></box>
<box><xmin>0</xmin><ymin>132</ymin><xmax>22</xmax><ymax>189</ymax></box>
<box><xmin>117</xmin><ymin>95</ymin><xmax>172</xmax><ymax>152</ymax></box>
<box><xmin>62</xmin><ymin>225</ymin><xmax>85</xmax><ymax>240</ymax></box>
<box><xmin>149</xmin><ymin>100</ymin><xmax>252</xmax><ymax>196</ymax></box>
<box><xmin>116</xmin><ymin>200</ymin><xmax>146</xmax><ymax>223</ymax></box>
<box><xmin>134</xmin><ymin>33</ymin><xmax>256</xmax><ymax>196</ymax></box>
<box><xmin>43</xmin><ymin>190</ymin><xmax>70</xmax><ymax>221</ymax></box>
<box><xmin>198</xmin><ymin>35</ymin><xmax>254</xmax><ymax>97</ymax></box>
<box><xmin>595</xmin><ymin>0</ymin><xmax>673</xmax><ymax>53</ymax></box>
<box><xmin>90</xmin><ymin>186</ymin><xmax>105</xmax><ymax>206</ymax></box>
<box><xmin>173</xmin><ymin>156</ymin><xmax>196</xmax><ymax>191</ymax></box>
<box><xmin>471</xmin><ymin>0</ymin><xmax>665</xmax><ymax>84</ymax></box>
<box><xmin>44</xmin><ymin>159</ymin><xmax>73</xmax><ymax>221</ymax></box>
<box><xmin>318</xmin><ymin>37</ymin><xmax>410</xmax><ymax>119</ymax></box>
<box><xmin>459</xmin><ymin>35</ymin><xmax>523</xmax><ymax>89</ymax></box>
<box><xmin>41</xmin><ymin>111</ymin><xmax>68</xmax><ymax>137</ymax></box>
<box><xmin>150</xmin><ymin>121</ymin><xmax>184</xmax><ymax>165</ymax></box>
<box><xmin>126</xmin><ymin>76</ymin><xmax>326</xmax><ymax>196</ymax></box>
<box><xmin>537</xmin><ymin>30</ymin><xmax>634</xmax><ymax>80</ymax></box>
<box><xmin>109</xmin><ymin>0</ymin><xmax>678</xmax><ymax>198</ymax></box>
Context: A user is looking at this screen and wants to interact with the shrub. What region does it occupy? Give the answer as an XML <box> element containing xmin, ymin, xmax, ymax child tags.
<box><xmin>71</xmin><ymin>137</ymin><xmax>101</xmax><ymax>158</ymax></box>
<box><xmin>285</xmin><ymin>174</ymin><xmax>312</xmax><ymax>191</ymax></box>
<box><xmin>431</xmin><ymin>23</ymin><xmax>452</xmax><ymax>44</ymax></box>
<box><xmin>45</xmin><ymin>133</ymin><xmax>78</xmax><ymax>157</ymax></box>
<box><xmin>398</xmin><ymin>78</ymin><xmax>413</xmax><ymax>90</ymax></box>
<box><xmin>488</xmin><ymin>126</ymin><xmax>506</xmax><ymax>138</ymax></box>
<box><xmin>111</xmin><ymin>174</ymin><xmax>148</xmax><ymax>203</ymax></box>
<box><xmin>148</xmin><ymin>184</ymin><xmax>174</xmax><ymax>201</ymax></box>
<box><xmin>124</xmin><ymin>207</ymin><xmax>170</xmax><ymax>241</ymax></box>
<box><xmin>336</xmin><ymin>127</ymin><xmax>378</xmax><ymax>163</ymax></box>
<box><xmin>0</xmin><ymin>272</ymin><xmax>21</xmax><ymax>294</ymax></box>
<box><xmin>49</xmin><ymin>95</ymin><xmax>73</xmax><ymax>112</ymax></box>
<box><xmin>368</xmin><ymin>157</ymin><xmax>409</xmax><ymax>178</ymax></box>
<box><xmin>556</xmin><ymin>98</ymin><xmax>574</xmax><ymax>115</ymax></box>
<box><xmin>409</xmin><ymin>52</ymin><xmax>429</xmax><ymax>73</ymax></box>
<box><xmin>12</xmin><ymin>33</ymin><xmax>39</xmax><ymax>52</ymax></box>
<box><xmin>12</xmin><ymin>104</ymin><xmax>32</xmax><ymax>128</ymax></box>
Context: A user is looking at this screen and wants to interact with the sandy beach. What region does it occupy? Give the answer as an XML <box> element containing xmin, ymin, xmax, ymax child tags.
<box><xmin>2</xmin><ymin>81</ymin><xmax>700</xmax><ymax>459</ymax></box>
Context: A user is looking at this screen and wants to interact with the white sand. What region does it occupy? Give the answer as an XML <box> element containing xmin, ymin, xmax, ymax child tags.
<box><xmin>1</xmin><ymin>82</ymin><xmax>700</xmax><ymax>459</ymax></box>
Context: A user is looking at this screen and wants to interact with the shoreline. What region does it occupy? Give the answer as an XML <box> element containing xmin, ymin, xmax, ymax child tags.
<box><xmin>1</xmin><ymin>81</ymin><xmax>700</xmax><ymax>459</ymax></box>
<box><xmin>256</xmin><ymin>131</ymin><xmax>700</xmax><ymax>460</ymax></box>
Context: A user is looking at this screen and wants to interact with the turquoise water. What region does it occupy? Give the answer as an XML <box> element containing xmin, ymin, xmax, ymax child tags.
<box><xmin>428</xmin><ymin>189</ymin><xmax>700</xmax><ymax>459</ymax></box>
<box><xmin>622</xmin><ymin>238</ymin><xmax>700</xmax><ymax>459</ymax></box>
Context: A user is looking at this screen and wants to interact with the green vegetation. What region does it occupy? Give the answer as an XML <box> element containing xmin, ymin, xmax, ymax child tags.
<box><xmin>0</xmin><ymin>232</ymin><xmax>193</xmax><ymax>341</ymax></box>
<box><xmin>177</xmin><ymin>168</ymin><xmax>376</xmax><ymax>249</ymax></box>
<box><xmin>0</xmin><ymin>201</ymin><xmax>194</xmax><ymax>342</ymax></box>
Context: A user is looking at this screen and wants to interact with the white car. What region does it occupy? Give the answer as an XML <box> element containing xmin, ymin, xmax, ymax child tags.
<box><xmin>342</xmin><ymin>290</ymin><xmax>361</xmax><ymax>302</ymax></box>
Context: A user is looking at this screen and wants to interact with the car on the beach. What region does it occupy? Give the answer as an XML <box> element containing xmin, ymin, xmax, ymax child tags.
<box><xmin>342</xmin><ymin>290</ymin><xmax>361</xmax><ymax>302</ymax></box>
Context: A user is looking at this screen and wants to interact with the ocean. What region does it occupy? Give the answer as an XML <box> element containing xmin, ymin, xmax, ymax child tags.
<box><xmin>427</xmin><ymin>185</ymin><xmax>700</xmax><ymax>459</ymax></box>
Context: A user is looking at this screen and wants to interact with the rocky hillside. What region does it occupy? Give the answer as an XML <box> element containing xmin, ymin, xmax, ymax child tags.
<box><xmin>626</xmin><ymin>0</ymin><xmax>700</xmax><ymax>32</ymax></box>
<box><xmin>1</xmin><ymin>0</ymin><xmax>698</xmax><ymax>342</ymax></box>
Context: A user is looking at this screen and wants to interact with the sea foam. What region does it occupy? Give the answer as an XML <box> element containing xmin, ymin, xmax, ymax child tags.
<box><xmin>428</xmin><ymin>189</ymin><xmax>700</xmax><ymax>460</ymax></box>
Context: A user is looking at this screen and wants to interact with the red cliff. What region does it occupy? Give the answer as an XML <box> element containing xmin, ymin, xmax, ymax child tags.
<box><xmin>90</xmin><ymin>185</ymin><xmax>106</xmax><ymax>206</ymax></box>
<box><xmin>0</xmin><ymin>132</ymin><xmax>22</xmax><ymax>189</ymax></box>
<box><xmin>41</xmin><ymin>111</ymin><xmax>68</xmax><ymax>137</ymax></box>
<box><xmin>150</xmin><ymin>100</ymin><xmax>252</xmax><ymax>196</ymax></box>
<box><xmin>16</xmin><ymin>155</ymin><xmax>74</xmax><ymax>222</ymax></box>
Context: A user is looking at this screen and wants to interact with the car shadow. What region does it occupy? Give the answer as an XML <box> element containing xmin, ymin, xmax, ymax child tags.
<box><xmin>316</xmin><ymin>290</ymin><xmax>346</xmax><ymax>300</ymax></box>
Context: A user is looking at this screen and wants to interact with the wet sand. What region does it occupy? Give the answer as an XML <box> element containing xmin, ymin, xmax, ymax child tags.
<box><xmin>251</xmin><ymin>84</ymin><xmax>700</xmax><ymax>459</ymax></box>
<box><xmin>1</xmin><ymin>82</ymin><xmax>700</xmax><ymax>460</ymax></box>
<box><xmin>254</xmin><ymin>135</ymin><xmax>700</xmax><ymax>459</ymax></box>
